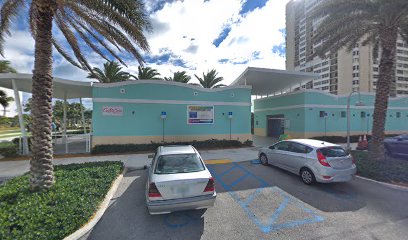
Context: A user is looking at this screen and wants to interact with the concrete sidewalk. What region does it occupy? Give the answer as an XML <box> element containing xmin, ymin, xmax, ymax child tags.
<box><xmin>0</xmin><ymin>147</ymin><xmax>259</xmax><ymax>180</ymax></box>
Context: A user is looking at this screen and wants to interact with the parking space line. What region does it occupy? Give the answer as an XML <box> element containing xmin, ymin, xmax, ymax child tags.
<box><xmin>229</xmin><ymin>173</ymin><xmax>250</xmax><ymax>188</ymax></box>
<box><xmin>204</xmin><ymin>159</ymin><xmax>232</xmax><ymax>165</ymax></box>
<box><xmin>208</xmin><ymin>162</ymin><xmax>325</xmax><ymax>234</ymax></box>
<box><xmin>218</xmin><ymin>165</ymin><xmax>238</xmax><ymax>177</ymax></box>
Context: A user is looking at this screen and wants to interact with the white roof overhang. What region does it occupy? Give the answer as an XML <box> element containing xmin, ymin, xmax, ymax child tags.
<box><xmin>0</xmin><ymin>73</ymin><xmax>94</xmax><ymax>99</ymax></box>
<box><xmin>230</xmin><ymin>67</ymin><xmax>318</xmax><ymax>95</ymax></box>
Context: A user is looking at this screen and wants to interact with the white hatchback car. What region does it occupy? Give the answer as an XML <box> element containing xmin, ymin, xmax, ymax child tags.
<box><xmin>145</xmin><ymin>145</ymin><xmax>216</xmax><ymax>215</ymax></box>
<box><xmin>258</xmin><ymin>139</ymin><xmax>357</xmax><ymax>184</ymax></box>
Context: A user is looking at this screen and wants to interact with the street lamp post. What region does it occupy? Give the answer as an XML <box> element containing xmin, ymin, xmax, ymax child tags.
<box><xmin>346</xmin><ymin>90</ymin><xmax>365</xmax><ymax>151</ymax></box>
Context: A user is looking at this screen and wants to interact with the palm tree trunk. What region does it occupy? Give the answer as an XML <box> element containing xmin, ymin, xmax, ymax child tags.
<box><xmin>29</xmin><ymin>0</ymin><xmax>57</xmax><ymax>191</ymax></box>
<box><xmin>369</xmin><ymin>28</ymin><xmax>398</xmax><ymax>161</ymax></box>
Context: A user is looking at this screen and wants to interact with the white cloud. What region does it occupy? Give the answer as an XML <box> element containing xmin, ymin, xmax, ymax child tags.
<box><xmin>144</xmin><ymin>0</ymin><xmax>290</xmax><ymax>84</ymax></box>
<box><xmin>1</xmin><ymin>0</ymin><xmax>290</xmax><ymax>86</ymax></box>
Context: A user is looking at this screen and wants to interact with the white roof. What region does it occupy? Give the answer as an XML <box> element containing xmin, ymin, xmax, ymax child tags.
<box><xmin>159</xmin><ymin>145</ymin><xmax>196</xmax><ymax>155</ymax></box>
<box><xmin>230</xmin><ymin>67</ymin><xmax>318</xmax><ymax>95</ymax></box>
<box><xmin>290</xmin><ymin>139</ymin><xmax>339</xmax><ymax>148</ymax></box>
<box><xmin>0</xmin><ymin>73</ymin><xmax>95</xmax><ymax>99</ymax></box>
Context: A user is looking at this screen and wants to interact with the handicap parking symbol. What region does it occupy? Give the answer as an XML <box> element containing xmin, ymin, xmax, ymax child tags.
<box><xmin>208</xmin><ymin>163</ymin><xmax>325</xmax><ymax>233</ymax></box>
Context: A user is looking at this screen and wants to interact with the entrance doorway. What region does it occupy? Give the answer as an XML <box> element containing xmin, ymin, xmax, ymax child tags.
<box><xmin>267</xmin><ymin>114</ymin><xmax>284</xmax><ymax>137</ymax></box>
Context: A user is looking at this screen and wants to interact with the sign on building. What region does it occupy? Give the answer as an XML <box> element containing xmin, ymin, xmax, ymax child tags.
<box><xmin>102</xmin><ymin>106</ymin><xmax>123</xmax><ymax>116</ymax></box>
<box><xmin>187</xmin><ymin>106</ymin><xmax>214</xmax><ymax>124</ymax></box>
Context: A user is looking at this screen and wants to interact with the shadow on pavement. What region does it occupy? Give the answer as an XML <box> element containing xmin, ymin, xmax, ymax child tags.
<box><xmin>208</xmin><ymin>160</ymin><xmax>366</xmax><ymax>213</ymax></box>
<box><xmin>86</xmin><ymin>169</ymin><xmax>205</xmax><ymax>240</ymax></box>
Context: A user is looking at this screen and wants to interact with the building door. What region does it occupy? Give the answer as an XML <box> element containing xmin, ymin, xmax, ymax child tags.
<box><xmin>267</xmin><ymin>115</ymin><xmax>284</xmax><ymax>137</ymax></box>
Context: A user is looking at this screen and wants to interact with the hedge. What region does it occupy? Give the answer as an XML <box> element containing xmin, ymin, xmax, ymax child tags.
<box><xmin>0</xmin><ymin>142</ymin><xmax>19</xmax><ymax>158</ymax></box>
<box><xmin>92</xmin><ymin>139</ymin><xmax>253</xmax><ymax>154</ymax></box>
<box><xmin>0</xmin><ymin>161</ymin><xmax>123</xmax><ymax>240</ymax></box>
<box><xmin>310</xmin><ymin>134</ymin><xmax>400</xmax><ymax>144</ymax></box>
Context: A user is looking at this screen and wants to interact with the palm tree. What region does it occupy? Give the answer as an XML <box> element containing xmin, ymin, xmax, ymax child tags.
<box><xmin>0</xmin><ymin>90</ymin><xmax>13</xmax><ymax>116</ymax></box>
<box><xmin>132</xmin><ymin>66</ymin><xmax>161</xmax><ymax>80</ymax></box>
<box><xmin>0</xmin><ymin>60</ymin><xmax>16</xmax><ymax>73</ymax></box>
<box><xmin>194</xmin><ymin>69</ymin><xmax>226</xmax><ymax>88</ymax></box>
<box><xmin>87</xmin><ymin>61</ymin><xmax>130</xmax><ymax>83</ymax></box>
<box><xmin>312</xmin><ymin>0</ymin><xmax>408</xmax><ymax>161</ymax></box>
<box><xmin>164</xmin><ymin>71</ymin><xmax>191</xmax><ymax>83</ymax></box>
<box><xmin>0</xmin><ymin>0</ymin><xmax>151</xmax><ymax>191</ymax></box>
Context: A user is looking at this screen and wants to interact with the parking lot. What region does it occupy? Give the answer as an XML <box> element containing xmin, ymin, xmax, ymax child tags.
<box><xmin>84</xmin><ymin>156</ymin><xmax>408</xmax><ymax>240</ymax></box>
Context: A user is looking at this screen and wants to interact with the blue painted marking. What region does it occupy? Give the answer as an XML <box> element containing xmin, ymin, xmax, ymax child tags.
<box><xmin>208</xmin><ymin>163</ymin><xmax>325</xmax><ymax>233</ymax></box>
<box><xmin>164</xmin><ymin>212</ymin><xmax>191</xmax><ymax>229</ymax></box>
<box><xmin>217</xmin><ymin>165</ymin><xmax>238</xmax><ymax>178</ymax></box>
<box><xmin>229</xmin><ymin>173</ymin><xmax>249</xmax><ymax>188</ymax></box>
<box><xmin>251</xmin><ymin>159</ymin><xmax>261</xmax><ymax>164</ymax></box>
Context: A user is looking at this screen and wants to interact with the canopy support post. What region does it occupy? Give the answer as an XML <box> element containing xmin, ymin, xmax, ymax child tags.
<box><xmin>12</xmin><ymin>79</ymin><xmax>29</xmax><ymax>155</ymax></box>
<box><xmin>63</xmin><ymin>92</ymin><xmax>68</xmax><ymax>154</ymax></box>
<box><xmin>79</xmin><ymin>98</ymin><xmax>86</xmax><ymax>134</ymax></box>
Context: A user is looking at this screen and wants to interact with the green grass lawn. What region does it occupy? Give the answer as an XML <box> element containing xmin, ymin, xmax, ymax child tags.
<box><xmin>0</xmin><ymin>161</ymin><xmax>123</xmax><ymax>240</ymax></box>
<box><xmin>352</xmin><ymin>151</ymin><xmax>408</xmax><ymax>184</ymax></box>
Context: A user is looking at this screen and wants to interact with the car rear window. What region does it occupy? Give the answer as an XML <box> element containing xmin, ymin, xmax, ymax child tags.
<box><xmin>155</xmin><ymin>154</ymin><xmax>205</xmax><ymax>174</ymax></box>
<box><xmin>319</xmin><ymin>147</ymin><xmax>348</xmax><ymax>157</ymax></box>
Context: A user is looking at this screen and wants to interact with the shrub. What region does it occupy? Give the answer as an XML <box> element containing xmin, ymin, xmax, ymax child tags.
<box><xmin>310</xmin><ymin>134</ymin><xmax>400</xmax><ymax>144</ymax></box>
<box><xmin>92</xmin><ymin>139</ymin><xmax>249</xmax><ymax>154</ymax></box>
<box><xmin>0</xmin><ymin>161</ymin><xmax>123</xmax><ymax>240</ymax></box>
<box><xmin>0</xmin><ymin>142</ymin><xmax>19</xmax><ymax>158</ymax></box>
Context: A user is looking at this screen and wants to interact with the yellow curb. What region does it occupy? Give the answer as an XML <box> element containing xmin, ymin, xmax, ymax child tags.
<box><xmin>204</xmin><ymin>159</ymin><xmax>232</xmax><ymax>164</ymax></box>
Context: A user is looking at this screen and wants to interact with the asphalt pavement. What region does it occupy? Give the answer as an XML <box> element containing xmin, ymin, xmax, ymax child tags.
<box><xmin>83</xmin><ymin>159</ymin><xmax>408</xmax><ymax>240</ymax></box>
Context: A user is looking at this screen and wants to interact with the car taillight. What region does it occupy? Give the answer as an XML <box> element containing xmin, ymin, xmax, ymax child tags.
<box><xmin>317</xmin><ymin>150</ymin><xmax>331</xmax><ymax>167</ymax></box>
<box><xmin>148</xmin><ymin>182</ymin><xmax>162</xmax><ymax>198</ymax></box>
<box><xmin>204</xmin><ymin>177</ymin><xmax>215</xmax><ymax>192</ymax></box>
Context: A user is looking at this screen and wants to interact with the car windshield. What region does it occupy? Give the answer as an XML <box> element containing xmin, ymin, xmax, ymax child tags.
<box><xmin>155</xmin><ymin>154</ymin><xmax>205</xmax><ymax>174</ymax></box>
<box><xmin>319</xmin><ymin>147</ymin><xmax>348</xmax><ymax>157</ymax></box>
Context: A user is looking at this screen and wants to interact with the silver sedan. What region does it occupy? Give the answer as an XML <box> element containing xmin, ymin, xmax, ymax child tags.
<box><xmin>145</xmin><ymin>145</ymin><xmax>216</xmax><ymax>215</ymax></box>
<box><xmin>258</xmin><ymin>139</ymin><xmax>357</xmax><ymax>184</ymax></box>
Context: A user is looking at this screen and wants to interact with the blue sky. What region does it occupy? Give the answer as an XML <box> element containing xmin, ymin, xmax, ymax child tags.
<box><xmin>1</xmin><ymin>0</ymin><xmax>289</xmax><ymax>87</ymax></box>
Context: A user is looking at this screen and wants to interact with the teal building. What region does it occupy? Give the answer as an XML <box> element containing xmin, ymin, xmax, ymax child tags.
<box><xmin>253</xmin><ymin>90</ymin><xmax>408</xmax><ymax>138</ymax></box>
<box><xmin>92</xmin><ymin>81</ymin><xmax>252</xmax><ymax>147</ymax></box>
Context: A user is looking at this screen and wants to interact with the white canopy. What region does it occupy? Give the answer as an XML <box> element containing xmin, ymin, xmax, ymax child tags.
<box><xmin>0</xmin><ymin>73</ymin><xmax>94</xmax><ymax>99</ymax></box>
<box><xmin>231</xmin><ymin>67</ymin><xmax>318</xmax><ymax>95</ymax></box>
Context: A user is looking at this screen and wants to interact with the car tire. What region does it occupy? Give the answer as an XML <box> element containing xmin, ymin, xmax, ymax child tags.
<box><xmin>300</xmin><ymin>168</ymin><xmax>315</xmax><ymax>185</ymax></box>
<box><xmin>259</xmin><ymin>154</ymin><xmax>268</xmax><ymax>166</ymax></box>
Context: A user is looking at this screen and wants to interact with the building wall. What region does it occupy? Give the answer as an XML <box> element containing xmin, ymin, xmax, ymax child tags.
<box><xmin>254</xmin><ymin>90</ymin><xmax>408</xmax><ymax>138</ymax></box>
<box><xmin>92</xmin><ymin>81</ymin><xmax>252</xmax><ymax>146</ymax></box>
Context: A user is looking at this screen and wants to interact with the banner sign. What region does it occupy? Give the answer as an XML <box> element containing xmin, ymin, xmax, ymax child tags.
<box><xmin>102</xmin><ymin>106</ymin><xmax>123</xmax><ymax>116</ymax></box>
<box><xmin>187</xmin><ymin>106</ymin><xmax>214</xmax><ymax>124</ymax></box>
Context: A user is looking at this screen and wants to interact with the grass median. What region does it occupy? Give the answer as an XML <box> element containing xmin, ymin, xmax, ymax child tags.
<box><xmin>0</xmin><ymin>161</ymin><xmax>123</xmax><ymax>240</ymax></box>
<box><xmin>352</xmin><ymin>151</ymin><xmax>408</xmax><ymax>185</ymax></box>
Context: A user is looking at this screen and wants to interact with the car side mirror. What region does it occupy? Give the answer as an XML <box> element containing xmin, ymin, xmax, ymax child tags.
<box><xmin>269</xmin><ymin>146</ymin><xmax>275</xmax><ymax>150</ymax></box>
<box><xmin>397</xmin><ymin>138</ymin><xmax>403</xmax><ymax>142</ymax></box>
<box><xmin>148</xmin><ymin>154</ymin><xmax>154</xmax><ymax>159</ymax></box>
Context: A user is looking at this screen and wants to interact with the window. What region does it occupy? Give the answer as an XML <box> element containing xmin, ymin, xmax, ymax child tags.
<box><xmin>319</xmin><ymin>147</ymin><xmax>348</xmax><ymax>157</ymax></box>
<box><xmin>155</xmin><ymin>154</ymin><xmax>205</xmax><ymax>174</ymax></box>
<box><xmin>397</xmin><ymin>112</ymin><xmax>401</xmax><ymax>118</ymax></box>
<box><xmin>274</xmin><ymin>141</ymin><xmax>291</xmax><ymax>151</ymax></box>
<box><xmin>290</xmin><ymin>143</ymin><xmax>313</xmax><ymax>154</ymax></box>
<box><xmin>341</xmin><ymin>111</ymin><xmax>346</xmax><ymax>118</ymax></box>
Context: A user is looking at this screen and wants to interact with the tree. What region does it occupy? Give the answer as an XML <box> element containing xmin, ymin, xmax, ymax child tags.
<box><xmin>133</xmin><ymin>66</ymin><xmax>161</xmax><ymax>80</ymax></box>
<box><xmin>0</xmin><ymin>90</ymin><xmax>13</xmax><ymax>116</ymax></box>
<box><xmin>164</xmin><ymin>71</ymin><xmax>191</xmax><ymax>83</ymax></box>
<box><xmin>0</xmin><ymin>60</ymin><xmax>16</xmax><ymax>73</ymax></box>
<box><xmin>87</xmin><ymin>61</ymin><xmax>131</xmax><ymax>83</ymax></box>
<box><xmin>312</xmin><ymin>0</ymin><xmax>408</xmax><ymax>161</ymax></box>
<box><xmin>0</xmin><ymin>0</ymin><xmax>151</xmax><ymax>190</ymax></box>
<box><xmin>194</xmin><ymin>69</ymin><xmax>226</xmax><ymax>88</ymax></box>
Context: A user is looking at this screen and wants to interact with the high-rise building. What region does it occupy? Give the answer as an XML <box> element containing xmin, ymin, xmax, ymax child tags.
<box><xmin>286</xmin><ymin>0</ymin><xmax>408</xmax><ymax>96</ymax></box>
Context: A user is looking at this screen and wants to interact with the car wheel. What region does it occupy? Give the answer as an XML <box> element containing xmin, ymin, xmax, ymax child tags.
<box><xmin>260</xmin><ymin>154</ymin><xmax>268</xmax><ymax>166</ymax></box>
<box><xmin>300</xmin><ymin>168</ymin><xmax>315</xmax><ymax>185</ymax></box>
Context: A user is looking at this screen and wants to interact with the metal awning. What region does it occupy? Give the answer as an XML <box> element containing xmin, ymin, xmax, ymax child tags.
<box><xmin>0</xmin><ymin>73</ymin><xmax>94</xmax><ymax>99</ymax></box>
<box><xmin>231</xmin><ymin>67</ymin><xmax>318</xmax><ymax>95</ymax></box>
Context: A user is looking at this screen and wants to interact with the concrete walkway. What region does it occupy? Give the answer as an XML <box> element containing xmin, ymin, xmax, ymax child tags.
<box><xmin>0</xmin><ymin>147</ymin><xmax>259</xmax><ymax>181</ymax></box>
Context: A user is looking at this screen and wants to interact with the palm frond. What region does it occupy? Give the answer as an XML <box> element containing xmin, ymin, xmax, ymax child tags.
<box><xmin>0</xmin><ymin>0</ymin><xmax>25</xmax><ymax>56</ymax></box>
